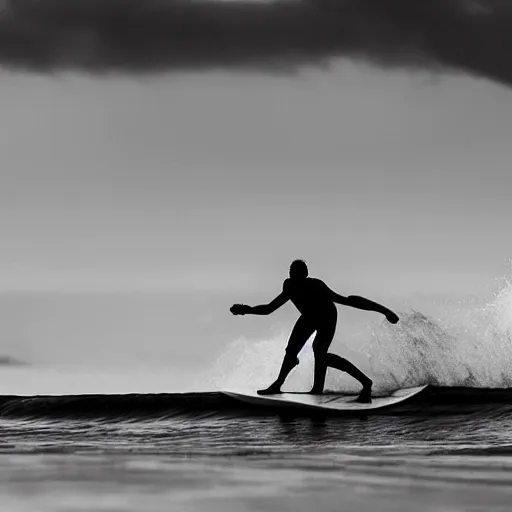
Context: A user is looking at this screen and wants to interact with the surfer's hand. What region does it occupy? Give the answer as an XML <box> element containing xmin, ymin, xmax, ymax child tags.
<box><xmin>385</xmin><ymin>311</ymin><xmax>399</xmax><ymax>324</ymax></box>
<box><xmin>230</xmin><ymin>304</ymin><xmax>251</xmax><ymax>316</ymax></box>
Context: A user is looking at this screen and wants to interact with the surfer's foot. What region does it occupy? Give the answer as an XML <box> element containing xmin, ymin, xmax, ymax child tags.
<box><xmin>308</xmin><ymin>387</ymin><xmax>324</xmax><ymax>395</ymax></box>
<box><xmin>355</xmin><ymin>381</ymin><xmax>373</xmax><ymax>403</ymax></box>
<box><xmin>257</xmin><ymin>383</ymin><xmax>282</xmax><ymax>395</ymax></box>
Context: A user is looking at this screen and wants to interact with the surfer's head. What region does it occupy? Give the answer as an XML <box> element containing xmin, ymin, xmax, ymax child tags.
<box><xmin>289</xmin><ymin>259</ymin><xmax>308</xmax><ymax>280</ymax></box>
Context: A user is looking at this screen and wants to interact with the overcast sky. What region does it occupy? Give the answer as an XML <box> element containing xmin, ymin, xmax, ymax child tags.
<box><xmin>1</xmin><ymin>62</ymin><xmax>511</xmax><ymax>297</ymax></box>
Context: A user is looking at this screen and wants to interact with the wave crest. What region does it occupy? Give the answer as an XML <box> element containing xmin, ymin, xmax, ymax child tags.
<box><xmin>2</xmin><ymin>387</ymin><xmax>512</xmax><ymax>421</ymax></box>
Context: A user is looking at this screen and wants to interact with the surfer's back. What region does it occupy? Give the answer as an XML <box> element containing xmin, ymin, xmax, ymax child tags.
<box><xmin>283</xmin><ymin>277</ymin><xmax>336</xmax><ymax>317</ymax></box>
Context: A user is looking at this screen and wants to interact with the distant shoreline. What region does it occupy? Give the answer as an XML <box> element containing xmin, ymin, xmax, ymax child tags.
<box><xmin>0</xmin><ymin>356</ymin><xmax>26</xmax><ymax>366</ymax></box>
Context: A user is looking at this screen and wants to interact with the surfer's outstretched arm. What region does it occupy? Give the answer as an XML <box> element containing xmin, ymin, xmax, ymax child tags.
<box><xmin>231</xmin><ymin>292</ymin><xmax>288</xmax><ymax>316</ymax></box>
<box><xmin>327</xmin><ymin>287</ymin><xmax>399</xmax><ymax>324</ymax></box>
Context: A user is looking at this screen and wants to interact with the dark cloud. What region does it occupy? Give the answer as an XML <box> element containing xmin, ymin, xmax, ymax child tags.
<box><xmin>0</xmin><ymin>0</ymin><xmax>511</xmax><ymax>85</ymax></box>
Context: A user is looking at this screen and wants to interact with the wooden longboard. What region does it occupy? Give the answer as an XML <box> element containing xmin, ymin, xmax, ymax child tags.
<box><xmin>223</xmin><ymin>385</ymin><xmax>427</xmax><ymax>412</ymax></box>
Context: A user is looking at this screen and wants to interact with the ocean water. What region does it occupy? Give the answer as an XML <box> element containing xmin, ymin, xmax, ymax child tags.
<box><xmin>1</xmin><ymin>275</ymin><xmax>512</xmax><ymax>511</ymax></box>
<box><xmin>2</xmin><ymin>387</ymin><xmax>512</xmax><ymax>512</ymax></box>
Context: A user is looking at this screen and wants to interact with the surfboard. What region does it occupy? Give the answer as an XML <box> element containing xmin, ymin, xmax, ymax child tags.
<box><xmin>223</xmin><ymin>385</ymin><xmax>427</xmax><ymax>412</ymax></box>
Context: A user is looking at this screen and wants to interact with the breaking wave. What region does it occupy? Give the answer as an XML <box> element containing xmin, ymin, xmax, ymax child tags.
<box><xmin>1</xmin><ymin>387</ymin><xmax>512</xmax><ymax>421</ymax></box>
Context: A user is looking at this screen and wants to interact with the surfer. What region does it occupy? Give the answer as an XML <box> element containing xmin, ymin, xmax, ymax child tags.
<box><xmin>230</xmin><ymin>260</ymin><xmax>399</xmax><ymax>403</ymax></box>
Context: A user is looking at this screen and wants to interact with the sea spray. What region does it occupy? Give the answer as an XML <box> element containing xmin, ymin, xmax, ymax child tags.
<box><xmin>209</xmin><ymin>331</ymin><xmax>315</xmax><ymax>392</ymax></box>
<box><xmin>211</xmin><ymin>270</ymin><xmax>512</xmax><ymax>391</ymax></box>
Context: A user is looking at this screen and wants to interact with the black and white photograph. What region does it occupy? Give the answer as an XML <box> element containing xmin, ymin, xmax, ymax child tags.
<box><xmin>0</xmin><ymin>1</ymin><xmax>512</xmax><ymax>511</ymax></box>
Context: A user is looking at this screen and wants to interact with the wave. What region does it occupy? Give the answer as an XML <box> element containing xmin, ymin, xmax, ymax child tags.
<box><xmin>2</xmin><ymin>386</ymin><xmax>512</xmax><ymax>421</ymax></box>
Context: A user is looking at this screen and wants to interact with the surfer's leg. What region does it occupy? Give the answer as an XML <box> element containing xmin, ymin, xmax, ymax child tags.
<box><xmin>324</xmin><ymin>354</ymin><xmax>373</xmax><ymax>402</ymax></box>
<box><xmin>312</xmin><ymin>321</ymin><xmax>373</xmax><ymax>401</ymax></box>
<box><xmin>310</xmin><ymin>320</ymin><xmax>336</xmax><ymax>394</ymax></box>
<box><xmin>257</xmin><ymin>316</ymin><xmax>315</xmax><ymax>395</ymax></box>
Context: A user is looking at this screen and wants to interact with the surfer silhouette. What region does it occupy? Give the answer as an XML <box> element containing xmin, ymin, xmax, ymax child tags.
<box><xmin>230</xmin><ymin>260</ymin><xmax>399</xmax><ymax>403</ymax></box>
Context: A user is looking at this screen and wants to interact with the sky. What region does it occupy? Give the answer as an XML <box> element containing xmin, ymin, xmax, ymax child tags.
<box><xmin>1</xmin><ymin>66</ymin><xmax>511</xmax><ymax>296</ymax></box>
<box><xmin>0</xmin><ymin>0</ymin><xmax>511</xmax><ymax>369</ymax></box>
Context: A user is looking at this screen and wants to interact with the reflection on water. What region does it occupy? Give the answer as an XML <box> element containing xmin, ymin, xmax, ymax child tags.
<box><xmin>1</xmin><ymin>411</ymin><xmax>512</xmax><ymax>511</ymax></box>
<box><xmin>2</xmin><ymin>452</ymin><xmax>512</xmax><ymax>512</ymax></box>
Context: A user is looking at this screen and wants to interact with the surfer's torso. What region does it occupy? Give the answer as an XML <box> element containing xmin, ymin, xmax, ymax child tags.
<box><xmin>283</xmin><ymin>277</ymin><xmax>337</xmax><ymax>319</ymax></box>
